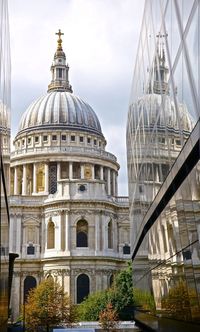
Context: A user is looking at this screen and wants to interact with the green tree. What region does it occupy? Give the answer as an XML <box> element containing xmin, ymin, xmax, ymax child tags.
<box><xmin>77</xmin><ymin>262</ymin><xmax>134</xmax><ymax>321</ymax></box>
<box><xmin>111</xmin><ymin>262</ymin><xmax>134</xmax><ymax>312</ymax></box>
<box><xmin>24</xmin><ymin>278</ymin><xmax>75</xmax><ymax>332</ymax></box>
<box><xmin>77</xmin><ymin>290</ymin><xmax>110</xmax><ymax>321</ymax></box>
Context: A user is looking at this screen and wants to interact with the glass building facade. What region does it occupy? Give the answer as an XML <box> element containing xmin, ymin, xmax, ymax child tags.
<box><xmin>127</xmin><ymin>0</ymin><xmax>200</xmax><ymax>325</ymax></box>
<box><xmin>0</xmin><ymin>0</ymin><xmax>11</xmax><ymax>331</ymax></box>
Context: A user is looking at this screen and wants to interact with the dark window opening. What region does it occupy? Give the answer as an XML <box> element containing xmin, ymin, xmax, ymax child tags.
<box><xmin>24</xmin><ymin>276</ymin><xmax>37</xmax><ymax>303</ymax></box>
<box><xmin>62</xmin><ymin>135</ymin><xmax>66</xmax><ymax>141</ymax></box>
<box><xmin>27</xmin><ymin>245</ymin><xmax>35</xmax><ymax>255</ymax></box>
<box><xmin>58</xmin><ymin>68</ymin><xmax>62</xmax><ymax>78</ymax></box>
<box><xmin>123</xmin><ymin>245</ymin><xmax>130</xmax><ymax>255</ymax></box>
<box><xmin>77</xmin><ymin>274</ymin><xmax>89</xmax><ymax>304</ymax></box>
<box><xmin>76</xmin><ymin>220</ymin><xmax>88</xmax><ymax>247</ymax></box>
<box><xmin>77</xmin><ymin>232</ymin><xmax>88</xmax><ymax>247</ymax></box>
<box><xmin>52</xmin><ymin>135</ymin><xmax>57</xmax><ymax>141</ymax></box>
<box><xmin>108</xmin><ymin>221</ymin><xmax>113</xmax><ymax>249</ymax></box>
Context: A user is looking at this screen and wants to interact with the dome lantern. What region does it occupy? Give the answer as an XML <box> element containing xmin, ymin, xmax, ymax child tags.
<box><xmin>47</xmin><ymin>29</ymin><xmax>73</xmax><ymax>93</ymax></box>
<box><xmin>148</xmin><ymin>33</ymin><xmax>169</xmax><ymax>95</ymax></box>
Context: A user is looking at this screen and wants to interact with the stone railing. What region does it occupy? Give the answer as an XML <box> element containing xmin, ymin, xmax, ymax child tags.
<box><xmin>10</xmin><ymin>195</ymin><xmax>46</xmax><ymax>206</ymax></box>
<box><xmin>10</xmin><ymin>194</ymin><xmax>129</xmax><ymax>207</ymax></box>
<box><xmin>111</xmin><ymin>196</ymin><xmax>129</xmax><ymax>206</ymax></box>
<box><xmin>11</xmin><ymin>145</ymin><xmax>117</xmax><ymax>162</ymax></box>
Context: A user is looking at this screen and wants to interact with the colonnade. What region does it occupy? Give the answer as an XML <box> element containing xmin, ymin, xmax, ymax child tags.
<box><xmin>11</xmin><ymin>161</ymin><xmax>118</xmax><ymax>196</ymax></box>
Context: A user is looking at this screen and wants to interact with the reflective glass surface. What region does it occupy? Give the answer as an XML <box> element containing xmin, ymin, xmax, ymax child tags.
<box><xmin>0</xmin><ymin>0</ymin><xmax>11</xmax><ymax>330</ymax></box>
<box><xmin>127</xmin><ymin>0</ymin><xmax>200</xmax><ymax>323</ymax></box>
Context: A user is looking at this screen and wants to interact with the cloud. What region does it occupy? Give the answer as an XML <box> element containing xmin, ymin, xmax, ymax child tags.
<box><xmin>9</xmin><ymin>0</ymin><xmax>144</xmax><ymax>195</ymax></box>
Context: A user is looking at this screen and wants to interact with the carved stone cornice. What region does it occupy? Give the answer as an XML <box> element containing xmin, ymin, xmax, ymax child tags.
<box><xmin>43</xmin><ymin>269</ymin><xmax>70</xmax><ymax>277</ymax></box>
<box><xmin>14</xmin><ymin>270</ymin><xmax>43</xmax><ymax>278</ymax></box>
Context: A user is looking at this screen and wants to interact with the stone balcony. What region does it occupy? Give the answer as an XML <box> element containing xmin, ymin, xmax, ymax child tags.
<box><xmin>11</xmin><ymin>145</ymin><xmax>117</xmax><ymax>163</ymax></box>
<box><xmin>10</xmin><ymin>193</ymin><xmax>129</xmax><ymax>207</ymax></box>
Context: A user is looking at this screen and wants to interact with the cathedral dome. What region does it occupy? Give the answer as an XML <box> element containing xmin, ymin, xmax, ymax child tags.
<box><xmin>130</xmin><ymin>93</ymin><xmax>193</xmax><ymax>133</ymax></box>
<box><xmin>16</xmin><ymin>29</ymin><xmax>103</xmax><ymax>138</ymax></box>
<box><xmin>17</xmin><ymin>91</ymin><xmax>103</xmax><ymax>136</ymax></box>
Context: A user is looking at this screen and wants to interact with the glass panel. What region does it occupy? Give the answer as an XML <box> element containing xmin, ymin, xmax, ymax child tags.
<box><xmin>127</xmin><ymin>0</ymin><xmax>200</xmax><ymax>325</ymax></box>
<box><xmin>0</xmin><ymin>0</ymin><xmax>11</xmax><ymax>330</ymax></box>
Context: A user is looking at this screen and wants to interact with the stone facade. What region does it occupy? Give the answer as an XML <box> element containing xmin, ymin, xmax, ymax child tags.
<box><xmin>9</xmin><ymin>31</ymin><xmax>130</xmax><ymax>321</ymax></box>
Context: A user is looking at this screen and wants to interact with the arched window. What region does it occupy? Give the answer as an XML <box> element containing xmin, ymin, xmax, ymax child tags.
<box><xmin>109</xmin><ymin>274</ymin><xmax>114</xmax><ymax>287</ymax></box>
<box><xmin>24</xmin><ymin>276</ymin><xmax>37</xmax><ymax>303</ymax></box>
<box><xmin>76</xmin><ymin>220</ymin><xmax>88</xmax><ymax>247</ymax></box>
<box><xmin>77</xmin><ymin>274</ymin><xmax>90</xmax><ymax>303</ymax></box>
<box><xmin>47</xmin><ymin>221</ymin><xmax>55</xmax><ymax>249</ymax></box>
<box><xmin>37</xmin><ymin>164</ymin><xmax>45</xmax><ymax>192</ymax></box>
<box><xmin>108</xmin><ymin>220</ymin><xmax>113</xmax><ymax>249</ymax></box>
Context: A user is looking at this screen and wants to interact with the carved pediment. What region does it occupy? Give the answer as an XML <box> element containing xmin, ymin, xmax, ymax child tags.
<box><xmin>23</xmin><ymin>217</ymin><xmax>40</xmax><ymax>226</ymax></box>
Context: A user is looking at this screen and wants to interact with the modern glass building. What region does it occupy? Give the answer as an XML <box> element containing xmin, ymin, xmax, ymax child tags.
<box><xmin>0</xmin><ymin>0</ymin><xmax>11</xmax><ymax>331</ymax></box>
<box><xmin>127</xmin><ymin>0</ymin><xmax>200</xmax><ymax>327</ymax></box>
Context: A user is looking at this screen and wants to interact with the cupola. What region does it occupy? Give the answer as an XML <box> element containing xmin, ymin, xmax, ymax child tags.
<box><xmin>47</xmin><ymin>29</ymin><xmax>73</xmax><ymax>93</ymax></box>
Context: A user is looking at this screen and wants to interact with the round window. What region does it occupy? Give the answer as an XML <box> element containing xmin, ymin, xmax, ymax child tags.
<box><xmin>79</xmin><ymin>185</ymin><xmax>86</xmax><ymax>192</ymax></box>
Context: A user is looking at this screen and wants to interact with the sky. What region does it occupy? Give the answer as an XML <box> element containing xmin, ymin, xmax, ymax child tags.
<box><xmin>9</xmin><ymin>0</ymin><xmax>144</xmax><ymax>195</ymax></box>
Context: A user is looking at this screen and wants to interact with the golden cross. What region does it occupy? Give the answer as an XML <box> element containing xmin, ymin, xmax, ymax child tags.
<box><xmin>56</xmin><ymin>29</ymin><xmax>64</xmax><ymax>39</ymax></box>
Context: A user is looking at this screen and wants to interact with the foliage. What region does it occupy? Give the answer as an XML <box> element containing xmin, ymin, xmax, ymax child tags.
<box><xmin>24</xmin><ymin>278</ymin><xmax>75</xmax><ymax>332</ymax></box>
<box><xmin>111</xmin><ymin>262</ymin><xmax>134</xmax><ymax>312</ymax></box>
<box><xmin>77</xmin><ymin>262</ymin><xmax>134</xmax><ymax>321</ymax></box>
<box><xmin>99</xmin><ymin>303</ymin><xmax>119</xmax><ymax>332</ymax></box>
<box><xmin>133</xmin><ymin>288</ymin><xmax>156</xmax><ymax>313</ymax></box>
<box><xmin>161</xmin><ymin>279</ymin><xmax>198</xmax><ymax>320</ymax></box>
<box><xmin>77</xmin><ymin>290</ymin><xmax>111</xmax><ymax>321</ymax></box>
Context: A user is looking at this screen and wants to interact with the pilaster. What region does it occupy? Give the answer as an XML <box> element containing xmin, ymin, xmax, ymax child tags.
<box><xmin>33</xmin><ymin>163</ymin><xmax>37</xmax><ymax>194</ymax></box>
<box><xmin>14</xmin><ymin>167</ymin><xmax>18</xmax><ymax>195</ymax></box>
<box><xmin>107</xmin><ymin>168</ymin><xmax>111</xmax><ymax>195</ymax></box>
<box><xmin>69</xmin><ymin>162</ymin><xmax>73</xmax><ymax>179</ymax></box>
<box><xmin>44</xmin><ymin>163</ymin><xmax>49</xmax><ymax>194</ymax></box>
<box><xmin>22</xmin><ymin>164</ymin><xmax>27</xmax><ymax>195</ymax></box>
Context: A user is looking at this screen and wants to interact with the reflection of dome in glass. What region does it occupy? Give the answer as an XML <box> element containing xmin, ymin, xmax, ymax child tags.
<box><xmin>130</xmin><ymin>93</ymin><xmax>193</xmax><ymax>132</ymax></box>
<box><xmin>0</xmin><ymin>100</ymin><xmax>9</xmax><ymax>128</ymax></box>
<box><xmin>17</xmin><ymin>91</ymin><xmax>103</xmax><ymax>136</ymax></box>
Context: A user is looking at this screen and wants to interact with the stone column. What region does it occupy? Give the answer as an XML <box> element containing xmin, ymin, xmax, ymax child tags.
<box><xmin>14</xmin><ymin>167</ymin><xmax>18</xmax><ymax>195</ymax></box>
<box><xmin>91</xmin><ymin>165</ymin><xmax>95</xmax><ymax>180</ymax></box>
<box><xmin>103</xmin><ymin>218</ymin><xmax>107</xmax><ymax>252</ymax></box>
<box><xmin>65</xmin><ymin>213</ymin><xmax>69</xmax><ymax>251</ymax></box>
<box><xmin>16</xmin><ymin>214</ymin><xmax>21</xmax><ymax>254</ymax></box>
<box><xmin>107</xmin><ymin>168</ymin><xmax>111</xmax><ymax>195</ymax></box>
<box><xmin>22</xmin><ymin>164</ymin><xmax>27</xmax><ymax>195</ymax></box>
<box><xmin>69</xmin><ymin>162</ymin><xmax>73</xmax><ymax>179</ymax></box>
<box><xmin>115</xmin><ymin>173</ymin><xmax>118</xmax><ymax>196</ymax></box>
<box><xmin>100</xmin><ymin>166</ymin><xmax>104</xmax><ymax>180</ymax></box>
<box><xmin>33</xmin><ymin>163</ymin><xmax>37</xmax><ymax>194</ymax></box>
<box><xmin>113</xmin><ymin>220</ymin><xmax>118</xmax><ymax>252</ymax></box>
<box><xmin>81</xmin><ymin>164</ymin><xmax>84</xmax><ymax>179</ymax></box>
<box><xmin>55</xmin><ymin>215</ymin><xmax>61</xmax><ymax>251</ymax></box>
<box><xmin>95</xmin><ymin>215</ymin><xmax>100</xmax><ymax>253</ymax></box>
<box><xmin>44</xmin><ymin>163</ymin><xmax>49</xmax><ymax>193</ymax></box>
<box><xmin>113</xmin><ymin>171</ymin><xmax>116</xmax><ymax>196</ymax></box>
<box><xmin>9</xmin><ymin>214</ymin><xmax>14</xmax><ymax>252</ymax></box>
<box><xmin>57</xmin><ymin>162</ymin><xmax>61</xmax><ymax>180</ymax></box>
